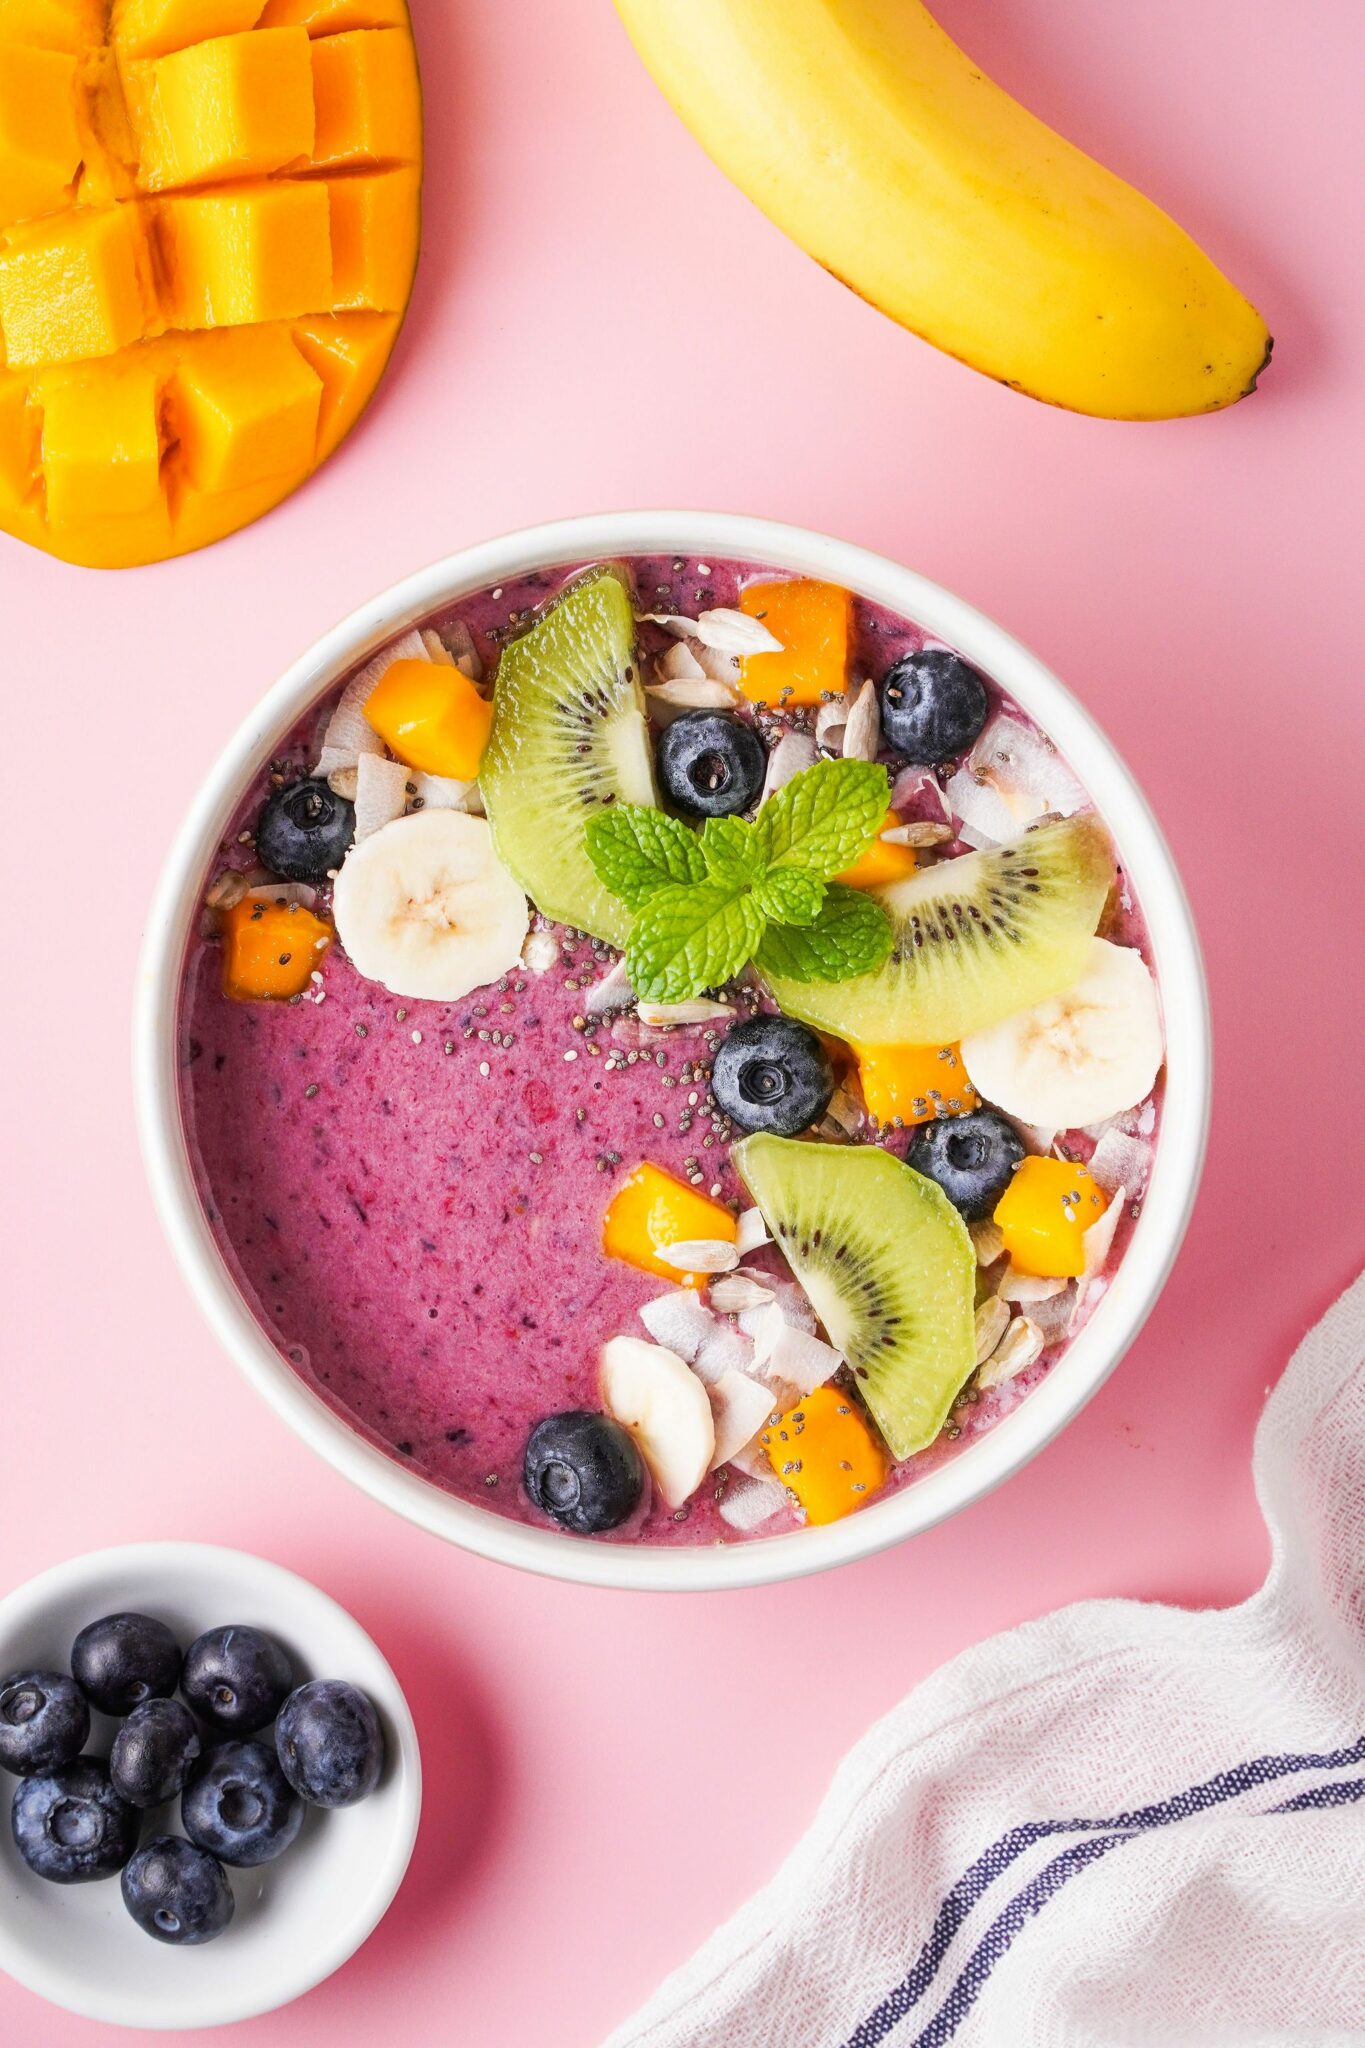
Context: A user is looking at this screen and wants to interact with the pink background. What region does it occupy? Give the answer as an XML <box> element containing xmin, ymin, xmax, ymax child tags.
<box><xmin>2</xmin><ymin>1</ymin><xmax>1363</xmax><ymax>2041</ymax></box>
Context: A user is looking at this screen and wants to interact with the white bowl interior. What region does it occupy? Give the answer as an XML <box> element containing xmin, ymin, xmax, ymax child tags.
<box><xmin>0</xmin><ymin>1543</ymin><xmax>420</xmax><ymax>2030</ymax></box>
<box><xmin>134</xmin><ymin>513</ymin><xmax>1210</xmax><ymax>1592</ymax></box>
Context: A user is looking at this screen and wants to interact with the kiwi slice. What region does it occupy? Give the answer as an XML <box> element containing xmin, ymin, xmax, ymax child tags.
<box><xmin>734</xmin><ymin>1135</ymin><xmax>976</xmax><ymax>1460</ymax></box>
<box><xmin>763</xmin><ymin>814</ymin><xmax>1114</xmax><ymax>1046</ymax></box>
<box><xmin>481</xmin><ymin>566</ymin><xmax>658</xmax><ymax>946</ymax></box>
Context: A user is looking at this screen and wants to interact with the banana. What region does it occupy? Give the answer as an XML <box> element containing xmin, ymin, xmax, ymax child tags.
<box><xmin>332</xmin><ymin>810</ymin><xmax>528</xmax><ymax>1003</ymax></box>
<box><xmin>600</xmin><ymin>1336</ymin><xmax>715</xmax><ymax>1508</ymax></box>
<box><xmin>612</xmin><ymin>0</ymin><xmax>1269</xmax><ymax>419</ymax></box>
<box><xmin>960</xmin><ymin>938</ymin><xmax>1163</xmax><ymax>1130</ymax></box>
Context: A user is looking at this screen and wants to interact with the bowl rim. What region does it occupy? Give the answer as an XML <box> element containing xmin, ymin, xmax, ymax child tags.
<box><xmin>0</xmin><ymin>1539</ymin><xmax>421</xmax><ymax>2030</ymax></box>
<box><xmin>133</xmin><ymin>511</ymin><xmax>1211</xmax><ymax>1593</ymax></box>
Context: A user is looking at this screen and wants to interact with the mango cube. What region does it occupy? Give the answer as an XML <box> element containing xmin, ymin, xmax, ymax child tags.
<box><xmin>325</xmin><ymin>167</ymin><xmax>419</xmax><ymax>311</ymax></box>
<box><xmin>113</xmin><ymin>0</ymin><xmax>267</xmax><ymax>61</ymax></box>
<box><xmin>834</xmin><ymin>809</ymin><xmax>917</xmax><ymax>891</ymax></box>
<box><xmin>309</xmin><ymin>29</ymin><xmax>421</xmax><ymax>168</ymax></box>
<box><xmin>261</xmin><ymin>0</ymin><xmax>407</xmax><ymax>27</ymax></box>
<box><xmin>739</xmin><ymin>579</ymin><xmax>851</xmax><ymax>707</ymax></box>
<box><xmin>38</xmin><ymin>358</ymin><xmax>162</xmax><ymax>523</ymax></box>
<box><xmin>993</xmin><ymin>1156</ymin><xmax>1104</xmax><ymax>1279</ymax></box>
<box><xmin>157</xmin><ymin>178</ymin><xmax>330</xmax><ymax>328</ymax></box>
<box><xmin>222</xmin><ymin>893</ymin><xmax>332</xmax><ymax>1001</ymax></box>
<box><xmin>0</xmin><ymin>50</ymin><xmax>81</xmax><ymax>229</ymax></box>
<box><xmin>171</xmin><ymin>327</ymin><xmax>321</xmax><ymax>492</ymax></box>
<box><xmin>363</xmin><ymin>658</ymin><xmax>493</xmax><ymax>780</ymax></box>
<box><xmin>855</xmin><ymin>1042</ymin><xmax>977</xmax><ymax>1128</ymax></box>
<box><xmin>0</xmin><ymin>0</ymin><xmax>96</xmax><ymax>54</ymax></box>
<box><xmin>292</xmin><ymin>308</ymin><xmax>400</xmax><ymax>457</ymax></box>
<box><xmin>602</xmin><ymin>1163</ymin><xmax>737</xmax><ymax>1288</ymax></box>
<box><xmin>130</xmin><ymin>29</ymin><xmax>315</xmax><ymax>192</ymax></box>
<box><xmin>0</xmin><ymin>205</ymin><xmax>153</xmax><ymax>368</ymax></box>
<box><xmin>761</xmin><ymin>1384</ymin><xmax>888</xmax><ymax>1526</ymax></box>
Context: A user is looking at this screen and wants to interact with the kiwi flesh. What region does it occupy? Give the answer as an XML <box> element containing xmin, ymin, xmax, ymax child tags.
<box><xmin>480</xmin><ymin>566</ymin><xmax>658</xmax><ymax>946</ymax></box>
<box><xmin>733</xmin><ymin>1135</ymin><xmax>976</xmax><ymax>1461</ymax></box>
<box><xmin>763</xmin><ymin>814</ymin><xmax>1114</xmax><ymax>1047</ymax></box>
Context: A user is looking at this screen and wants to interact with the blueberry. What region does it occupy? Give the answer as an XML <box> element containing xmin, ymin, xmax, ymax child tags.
<box><xmin>524</xmin><ymin>1412</ymin><xmax>645</xmax><ymax>1535</ymax></box>
<box><xmin>0</xmin><ymin>1671</ymin><xmax>90</xmax><ymax>1777</ymax></box>
<box><xmin>111</xmin><ymin>1699</ymin><xmax>203</xmax><ymax>1808</ymax></box>
<box><xmin>276</xmin><ymin>1680</ymin><xmax>384</xmax><ymax>1809</ymax></box>
<box><xmin>182</xmin><ymin>1626</ymin><xmax>293</xmax><ymax>1735</ymax></box>
<box><xmin>182</xmin><ymin>1742</ymin><xmax>302</xmax><ymax>1867</ymax></box>
<box><xmin>711</xmin><ymin>1015</ymin><xmax>834</xmax><ymax>1136</ymax></box>
<box><xmin>72</xmin><ymin>1612</ymin><xmax>181</xmax><ymax>1717</ymax></box>
<box><xmin>657</xmin><ymin>712</ymin><xmax>766</xmax><ymax>819</ymax></box>
<box><xmin>879</xmin><ymin>648</ymin><xmax>989</xmax><ymax>763</ymax></box>
<box><xmin>123</xmin><ymin>1836</ymin><xmax>234</xmax><ymax>1946</ymax></box>
<box><xmin>909</xmin><ymin>1108</ymin><xmax>1025</xmax><ymax>1220</ymax></box>
<box><xmin>12</xmin><ymin>1759</ymin><xmax>139</xmax><ymax>1883</ymax></box>
<box><xmin>256</xmin><ymin>776</ymin><xmax>355</xmax><ymax>881</ymax></box>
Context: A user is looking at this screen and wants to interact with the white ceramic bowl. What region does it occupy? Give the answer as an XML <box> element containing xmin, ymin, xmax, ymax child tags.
<box><xmin>134</xmin><ymin>513</ymin><xmax>1210</xmax><ymax>1593</ymax></box>
<box><xmin>0</xmin><ymin>1543</ymin><xmax>420</xmax><ymax>2029</ymax></box>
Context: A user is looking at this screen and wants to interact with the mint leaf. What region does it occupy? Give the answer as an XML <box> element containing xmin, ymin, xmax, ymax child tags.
<box><xmin>754</xmin><ymin>760</ymin><xmax>889</xmax><ymax>876</ymax></box>
<box><xmin>626</xmin><ymin>881</ymin><xmax>765</xmax><ymax>1002</ymax></box>
<box><xmin>752</xmin><ymin>867</ymin><xmax>825</xmax><ymax>928</ymax></box>
<box><xmin>700</xmin><ymin>815</ymin><xmax>763</xmax><ymax>887</ymax></box>
<box><xmin>584</xmin><ymin>805</ymin><xmax>706</xmax><ymax>911</ymax></box>
<box><xmin>756</xmin><ymin>885</ymin><xmax>895</xmax><ymax>984</ymax></box>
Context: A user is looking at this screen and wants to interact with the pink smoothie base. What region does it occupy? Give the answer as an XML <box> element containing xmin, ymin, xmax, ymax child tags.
<box><xmin>177</xmin><ymin>554</ymin><xmax>1159</xmax><ymax>1548</ymax></box>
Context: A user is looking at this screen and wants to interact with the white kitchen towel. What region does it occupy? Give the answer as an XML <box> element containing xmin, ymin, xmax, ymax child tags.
<box><xmin>609</xmin><ymin>1272</ymin><xmax>1365</xmax><ymax>2048</ymax></box>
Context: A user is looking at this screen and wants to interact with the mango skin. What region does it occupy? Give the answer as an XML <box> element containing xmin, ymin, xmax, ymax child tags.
<box><xmin>0</xmin><ymin>0</ymin><xmax>421</xmax><ymax>568</ymax></box>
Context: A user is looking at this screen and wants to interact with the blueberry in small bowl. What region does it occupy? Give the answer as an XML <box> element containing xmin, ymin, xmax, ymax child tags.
<box><xmin>11</xmin><ymin>1759</ymin><xmax>139</xmax><ymax>1884</ymax></box>
<box><xmin>0</xmin><ymin>1671</ymin><xmax>89</xmax><ymax>1778</ymax></box>
<box><xmin>181</xmin><ymin>1625</ymin><xmax>293</xmax><ymax>1734</ymax></box>
<box><xmin>712</xmin><ymin>1016</ymin><xmax>834</xmax><ymax>1137</ymax></box>
<box><xmin>111</xmin><ymin>1698</ymin><xmax>203</xmax><ymax>1809</ymax></box>
<box><xmin>255</xmin><ymin>777</ymin><xmax>355</xmax><ymax>881</ymax></box>
<box><xmin>276</xmin><ymin>1680</ymin><xmax>385</xmax><ymax>1809</ymax></box>
<box><xmin>71</xmin><ymin>1612</ymin><xmax>181</xmax><ymax>1716</ymax></box>
<box><xmin>657</xmin><ymin>710</ymin><xmax>766</xmax><ymax>819</ymax></box>
<box><xmin>182</xmin><ymin>1741</ymin><xmax>303</xmax><ymax>1867</ymax></box>
<box><xmin>524</xmin><ymin>1411</ymin><xmax>645</xmax><ymax>1534</ymax></box>
<box><xmin>879</xmin><ymin>647</ymin><xmax>988</xmax><ymax>763</ymax></box>
<box><xmin>909</xmin><ymin>1107</ymin><xmax>1025</xmax><ymax>1220</ymax></box>
<box><xmin>122</xmin><ymin>1836</ymin><xmax>234</xmax><ymax>1947</ymax></box>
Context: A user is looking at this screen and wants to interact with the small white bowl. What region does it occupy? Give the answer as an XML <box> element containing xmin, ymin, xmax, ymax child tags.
<box><xmin>0</xmin><ymin>1543</ymin><xmax>420</xmax><ymax>2029</ymax></box>
<box><xmin>134</xmin><ymin>513</ymin><xmax>1210</xmax><ymax>1594</ymax></box>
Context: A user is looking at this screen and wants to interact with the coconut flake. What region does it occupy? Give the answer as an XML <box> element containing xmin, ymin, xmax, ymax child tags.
<box><xmin>1029</xmin><ymin>1284</ymin><xmax>1079</xmax><ymax>1342</ymax></box>
<box><xmin>977</xmin><ymin>1314</ymin><xmax>1045</xmax><ymax>1390</ymax></box>
<box><xmin>353</xmin><ymin>753</ymin><xmax>411</xmax><ymax>842</ymax></box>
<box><xmin>745</xmin><ymin>1306</ymin><xmax>841</xmax><ymax>1395</ymax></box>
<box><xmin>841</xmin><ymin>677</ymin><xmax>881</xmax><ymax>763</ymax></box>
<box><xmin>889</xmin><ymin>768</ymin><xmax>952</xmax><ymax>823</ymax></box>
<box><xmin>944</xmin><ymin>767</ymin><xmax>1016</xmax><ymax>847</ymax></box>
<box><xmin>656</xmin><ymin>640</ymin><xmax>707</xmax><ymax>683</ymax></box>
<box><xmin>708</xmin><ymin>1371</ymin><xmax>777</xmax><ymax>1470</ymax></box>
<box><xmin>707</xmin><ymin>1270</ymin><xmax>776</xmax><ymax>1314</ymax></box>
<box><xmin>327</xmin><ymin>764</ymin><xmax>359</xmax><ymax>800</ymax></box>
<box><xmin>636</xmin><ymin>998</ymin><xmax>734</xmax><ymax>1027</ymax></box>
<box><xmin>583</xmin><ymin>957</ymin><xmax>635</xmax><ymax>1017</ymax></box>
<box><xmin>521</xmin><ymin>924</ymin><xmax>560</xmax><ymax>976</ymax></box>
<box><xmin>1009</xmin><ymin>1119</ymin><xmax>1058</xmax><ymax>1156</ymax></box>
<box><xmin>656</xmin><ymin>1238</ymin><xmax>741</xmax><ymax>1275</ymax></box>
<box><xmin>760</xmin><ymin>732</ymin><xmax>818</xmax><ymax>804</ymax></box>
<box><xmin>1089</xmin><ymin>1130</ymin><xmax>1154</xmax><ymax>1199</ymax></box>
<box><xmin>717</xmin><ymin>1470</ymin><xmax>789</xmax><ymax>1532</ymax></box>
<box><xmin>734</xmin><ymin>1207</ymin><xmax>771</xmax><ymax>1257</ymax></box>
<box><xmin>974</xmin><ymin>1294</ymin><xmax>1011</xmax><ymax>1365</ymax></box>
<box><xmin>638</xmin><ymin>1289</ymin><xmax>716</xmax><ymax>1364</ymax></box>
<box><xmin>997</xmin><ymin>1265</ymin><xmax>1070</xmax><ymax>1304</ymax></box>
<box><xmin>242</xmin><ymin>881</ymin><xmax>318</xmax><ymax>911</ymax></box>
<box><xmin>969</xmin><ymin>1217</ymin><xmax>1007</xmax><ymax>1267</ymax></box>
<box><xmin>408</xmin><ymin>770</ymin><xmax>478</xmax><ymax>814</ymax></box>
<box><xmin>647</xmin><ymin>678</ymin><xmax>740</xmax><ymax>716</ymax></box>
<box><xmin>968</xmin><ymin>713</ymin><xmax>1087</xmax><ymax>820</ymax></box>
<box><xmin>420</xmin><ymin>628</ymin><xmax>456</xmax><ymax>668</ymax></box>
<box><xmin>642</xmin><ymin>608</ymin><xmax>782</xmax><ymax>657</ymax></box>
<box><xmin>1081</xmin><ymin>1184</ymin><xmax>1127</xmax><ymax>1281</ymax></box>
<box><xmin>692</xmin><ymin>1317</ymin><xmax>755</xmax><ymax>1384</ymax></box>
<box><xmin>427</xmin><ymin>619</ymin><xmax>483</xmax><ymax>681</ymax></box>
<box><xmin>314</xmin><ymin>629</ymin><xmax>429</xmax><ymax>779</ymax></box>
<box><xmin>815</xmin><ymin>698</ymin><xmax>848</xmax><ymax>751</ymax></box>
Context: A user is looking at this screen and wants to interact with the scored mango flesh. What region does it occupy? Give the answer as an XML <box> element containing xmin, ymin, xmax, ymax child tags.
<box><xmin>0</xmin><ymin>0</ymin><xmax>421</xmax><ymax>568</ymax></box>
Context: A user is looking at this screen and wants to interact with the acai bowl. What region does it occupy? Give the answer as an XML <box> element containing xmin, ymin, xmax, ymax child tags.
<box><xmin>135</xmin><ymin>515</ymin><xmax>1209</xmax><ymax>1591</ymax></box>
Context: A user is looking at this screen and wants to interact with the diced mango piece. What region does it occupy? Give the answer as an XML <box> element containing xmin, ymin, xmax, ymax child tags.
<box><xmin>0</xmin><ymin>205</ymin><xmax>154</xmax><ymax>368</ymax></box>
<box><xmin>603</xmin><ymin>1163</ymin><xmax>737</xmax><ymax>1289</ymax></box>
<box><xmin>0</xmin><ymin>0</ymin><xmax>96</xmax><ymax>54</ymax></box>
<box><xmin>0</xmin><ymin>50</ymin><xmax>81</xmax><ymax>230</ymax></box>
<box><xmin>761</xmin><ymin>1384</ymin><xmax>888</xmax><ymax>1526</ymax></box>
<box><xmin>291</xmin><ymin>308</ymin><xmax>399</xmax><ymax>458</ymax></box>
<box><xmin>170</xmin><ymin>326</ymin><xmax>320</xmax><ymax>492</ymax></box>
<box><xmin>739</xmin><ymin>579</ymin><xmax>852</xmax><ymax>707</ymax></box>
<box><xmin>363</xmin><ymin>657</ymin><xmax>492</xmax><ymax>780</ymax></box>
<box><xmin>157</xmin><ymin>179</ymin><xmax>330</xmax><ymax>328</ymax></box>
<box><xmin>222</xmin><ymin>893</ymin><xmax>332</xmax><ymax>1001</ymax></box>
<box><xmin>855</xmin><ymin>1042</ymin><xmax>977</xmax><ymax>1128</ymax></box>
<box><xmin>834</xmin><ymin>810</ymin><xmax>917</xmax><ymax>891</ymax></box>
<box><xmin>129</xmin><ymin>29</ymin><xmax>315</xmax><ymax>192</ymax></box>
<box><xmin>993</xmin><ymin>1156</ymin><xmax>1103</xmax><ymax>1279</ymax></box>
<box><xmin>260</xmin><ymin>0</ymin><xmax>408</xmax><ymax>30</ymax></box>
<box><xmin>325</xmin><ymin>167</ymin><xmax>419</xmax><ymax>311</ymax></box>
<box><xmin>309</xmin><ymin>29</ymin><xmax>420</xmax><ymax>168</ymax></box>
<box><xmin>112</xmin><ymin>0</ymin><xmax>266</xmax><ymax>61</ymax></box>
<box><xmin>37</xmin><ymin>357</ymin><xmax>163</xmax><ymax>523</ymax></box>
<box><xmin>0</xmin><ymin>374</ymin><xmax>42</xmax><ymax>506</ymax></box>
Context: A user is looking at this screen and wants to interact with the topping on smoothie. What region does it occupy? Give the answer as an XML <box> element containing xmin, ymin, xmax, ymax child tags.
<box><xmin>331</xmin><ymin>808</ymin><xmax>527</xmax><ymax>1003</ymax></box>
<box><xmin>222</xmin><ymin>892</ymin><xmax>332</xmax><ymax>1002</ymax></box>
<box><xmin>737</xmin><ymin>578</ymin><xmax>851</xmax><ymax>706</ymax></box>
<box><xmin>362</xmin><ymin>657</ymin><xmax>494</xmax><ymax>781</ymax></box>
<box><xmin>602</xmin><ymin>1162</ymin><xmax>737</xmax><ymax>1286</ymax></box>
<box><xmin>599</xmin><ymin>1335</ymin><xmax>715</xmax><ymax>1509</ymax></box>
<box><xmin>992</xmin><ymin>1158</ymin><xmax>1104</xmax><ymax>1280</ymax></box>
<box><xmin>761</xmin><ymin>1384</ymin><xmax>889</xmax><ymax>1526</ymax></box>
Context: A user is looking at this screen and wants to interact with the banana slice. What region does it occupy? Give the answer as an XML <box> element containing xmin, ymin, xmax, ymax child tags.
<box><xmin>600</xmin><ymin>1336</ymin><xmax>715</xmax><ymax>1509</ymax></box>
<box><xmin>332</xmin><ymin>809</ymin><xmax>528</xmax><ymax>1003</ymax></box>
<box><xmin>960</xmin><ymin>939</ymin><xmax>1163</xmax><ymax>1131</ymax></box>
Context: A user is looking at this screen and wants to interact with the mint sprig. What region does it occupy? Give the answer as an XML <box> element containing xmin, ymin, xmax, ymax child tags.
<box><xmin>583</xmin><ymin>760</ymin><xmax>895</xmax><ymax>1002</ymax></box>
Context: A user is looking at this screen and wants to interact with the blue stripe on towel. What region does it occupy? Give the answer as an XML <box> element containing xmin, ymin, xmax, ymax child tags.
<box><xmin>841</xmin><ymin>1735</ymin><xmax>1365</xmax><ymax>2048</ymax></box>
